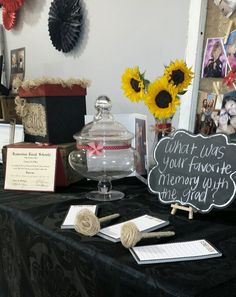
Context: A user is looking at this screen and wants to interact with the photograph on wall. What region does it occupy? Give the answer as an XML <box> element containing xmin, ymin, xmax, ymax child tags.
<box><xmin>215</xmin><ymin>93</ymin><xmax>224</xmax><ymax>110</ymax></box>
<box><xmin>224</xmin><ymin>29</ymin><xmax>236</xmax><ymax>71</ymax></box>
<box><xmin>196</xmin><ymin>90</ymin><xmax>236</xmax><ymax>141</ymax></box>
<box><xmin>10</xmin><ymin>47</ymin><xmax>25</xmax><ymax>90</ymax></box>
<box><xmin>214</xmin><ymin>0</ymin><xmax>236</xmax><ymax>18</ymax></box>
<box><xmin>135</xmin><ymin>118</ymin><xmax>147</xmax><ymax>176</ymax></box>
<box><xmin>202</xmin><ymin>38</ymin><xmax>227</xmax><ymax>78</ymax></box>
<box><xmin>216</xmin><ymin>90</ymin><xmax>236</xmax><ymax>141</ymax></box>
<box><xmin>195</xmin><ymin>91</ymin><xmax>218</xmax><ymax>135</ymax></box>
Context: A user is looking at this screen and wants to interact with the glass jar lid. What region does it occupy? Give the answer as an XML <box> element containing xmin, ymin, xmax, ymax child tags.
<box><xmin>73</xmin><ymin>95</ymin><xmax>134</xmax><ymax>144</ymax></box>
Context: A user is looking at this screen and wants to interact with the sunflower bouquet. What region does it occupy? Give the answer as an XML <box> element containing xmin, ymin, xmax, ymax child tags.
<box><xmin>121</xmin><ymin>60</ymin><xmax>193</xmax><ymax>133</ymax></box>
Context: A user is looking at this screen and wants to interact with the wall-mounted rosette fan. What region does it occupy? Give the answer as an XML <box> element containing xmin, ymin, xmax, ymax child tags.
<box><xmin>1</xmin><ymin>0</ymin><xmax>24</xmax><ymax>30</ymax></box>
<box><xmin>48</xmin><ymin>0</ymin><xmax>83</xmax><ymax>53</ymax></box>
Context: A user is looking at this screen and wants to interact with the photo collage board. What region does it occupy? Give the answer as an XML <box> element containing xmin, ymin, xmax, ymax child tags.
<box><xmin>196</xmin><ymin>1</ymin><xmax>236</xmax><ymax>142</ymax></box>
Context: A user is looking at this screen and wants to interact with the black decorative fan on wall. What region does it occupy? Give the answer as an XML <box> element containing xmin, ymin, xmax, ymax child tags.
<box><xmin>48</xmin><ymin>0</ymin><xmax>83</xmax><ymax>53</ymax></box>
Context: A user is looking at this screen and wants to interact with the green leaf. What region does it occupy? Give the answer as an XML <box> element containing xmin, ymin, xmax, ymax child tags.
<box><xmin>143</xmin><ymin>79</ymin><xmax>150</xmax><ymax>90</ymax></box>
<box><xmin>140</xmin><ymin>71</ymin><xmax>147</xmax><ymax>80</ymax></box>
<box><xmin>178</xmin><ymin>90</ymin><xmax>187</xmax><ymax>95</ymax></box>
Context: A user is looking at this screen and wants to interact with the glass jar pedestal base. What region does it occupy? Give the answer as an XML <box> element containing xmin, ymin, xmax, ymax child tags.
<box><xmin>85</xmin><ymin>178</ymin><xmax>125</xmax><ymax>201</ymax></box>
<box><xmin>86</xmin><ymin>190</ymin><xmax>124</xmax><ymax>201</ymax></box>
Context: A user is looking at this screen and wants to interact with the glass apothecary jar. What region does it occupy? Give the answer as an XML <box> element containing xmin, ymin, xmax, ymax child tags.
<box><xmin>69</xmin><ymin>95</ymin><xmax>136</xmax><ymax>201</ymax></box>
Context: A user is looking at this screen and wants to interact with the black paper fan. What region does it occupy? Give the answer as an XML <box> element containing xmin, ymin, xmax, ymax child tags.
<box><xmin>48</xmin><ymin>0</ymin><xmax>83</xmax><ymax>53</ymax></box>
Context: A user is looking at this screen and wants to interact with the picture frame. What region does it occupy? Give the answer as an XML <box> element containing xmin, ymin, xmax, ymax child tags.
<box><xmin>196</xmin><ymin>91</ymin><xmax>219</xmax><ymax>135</ymax></box>
<box><xmin>135</xmin><ymin>118</ymin><xmax>147</xmax><ymax>176</ymax></box>
<box><xmin>202</xmin><ymin>38</ymin><xmax>227</xmax><ymax>78</ymax></box>
<box><xmin>10</xmin><ymin>47</ymin><xmax>25</xmax><ymax>90</ymax></box>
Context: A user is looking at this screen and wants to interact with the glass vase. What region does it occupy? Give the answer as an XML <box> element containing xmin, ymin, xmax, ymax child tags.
<box><xmin>150</xmin><ymin>118</ymin><xmax>172</xmax><ymax>167</ymax></box>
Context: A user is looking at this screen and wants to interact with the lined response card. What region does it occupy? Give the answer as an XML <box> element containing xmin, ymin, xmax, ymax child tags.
<box><xmin>98</xmin><ymin>214</ymin><xmax>169</xmax><ymax>242</ymax></box>
<box><xmin>130</xmin><ymin>239</ymin><xmax>222</xmax><ymax>264</ymax></box>
<box><xmin>61</xmin><ymin>205</ymin><xmax>97</xmax><ymax>229</ymax></box>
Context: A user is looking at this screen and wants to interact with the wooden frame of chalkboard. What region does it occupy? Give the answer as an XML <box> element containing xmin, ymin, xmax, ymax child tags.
<box><xmin>148</xmin><ymin>129</ymin><xmax>236</xmax><ymax>213</ymax></box>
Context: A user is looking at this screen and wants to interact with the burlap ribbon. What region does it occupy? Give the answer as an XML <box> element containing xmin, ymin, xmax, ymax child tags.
<box><xmin>15</xmin><ymin>96</ymin><xmax>29</xmax><ymax>118</ymax></box>
<box><xmin>151</xmin><ymin>122</ymin><xmax>175</xmax><ymax>136</ymax></box>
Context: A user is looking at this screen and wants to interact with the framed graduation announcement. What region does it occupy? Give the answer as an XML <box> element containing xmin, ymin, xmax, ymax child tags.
<box><xmin>148</xmin><ymin>130</ymin><xmax>236</xmax><ymax>214</ymax></box>
<box><xmin>4</xmin><ymin>146</ymin><xmax>57</xmax><ymax>192</ymax></box>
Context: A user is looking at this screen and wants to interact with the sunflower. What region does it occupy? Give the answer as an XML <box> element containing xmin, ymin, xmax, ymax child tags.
<box><xmin>121</xmin><ymin>66</ymin><xmax>145</xmax><ymax>102</ymax></box>
<box><xmin>164</xmin><ymin>59</ymin><xmax>193</xmax><ymax>93</ymax></box>
<box><xmin>144</xmin><ymin>76</ymin><xmax>179</xmax><ymax>120</ymax></box>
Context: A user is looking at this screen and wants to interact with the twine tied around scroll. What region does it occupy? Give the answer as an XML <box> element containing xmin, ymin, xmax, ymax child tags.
<box><xmin>15</xmin><ymin>96</ymin><xmax>29</xmax><ymax>118</ymax></box>
<box><xmin>120</xmin><ymin>222</ymin><xmax>175</xmax><ymax>248</ymax></box>
<box><xmin>74</xmin><ymin>209</ymin><xmax>120</xmax><ymax>236</ymax></box>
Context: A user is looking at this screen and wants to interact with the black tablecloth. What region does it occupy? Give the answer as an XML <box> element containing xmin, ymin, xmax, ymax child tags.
<box><xmin>0</xmin><ymin>166</ymin><xmax>236</xmax><ymax>297</ymax></box>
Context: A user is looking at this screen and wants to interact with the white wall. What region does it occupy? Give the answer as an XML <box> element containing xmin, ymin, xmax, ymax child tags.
<box><xmin>3</xmin><ymin>0</ymin><xmax>190</xmax><ymax>155</ymax></box>
<box><xmin>179</xmin><ymin>0</ymin><xmax>207</xmax><ymax>132</ymax></box>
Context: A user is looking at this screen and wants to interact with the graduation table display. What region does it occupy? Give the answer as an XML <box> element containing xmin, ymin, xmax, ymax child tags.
<box><xmin>0</xmin><ymin>165</ymin><xmax>236</xmax><ymax>297</ymax></box>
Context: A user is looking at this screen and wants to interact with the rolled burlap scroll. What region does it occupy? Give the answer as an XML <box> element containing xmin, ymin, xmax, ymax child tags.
<box><xmin>74</xmin><ymin>209</ymin><xmax>120</xmax><ymax>236</ymax></box>
<box><xmin>121</xmin><ymin>222</ymin><xmax>175</xmax><ymax>248</ymax></box>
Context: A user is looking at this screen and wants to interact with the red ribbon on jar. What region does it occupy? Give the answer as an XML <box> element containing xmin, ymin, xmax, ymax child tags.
<box><xmin>76</xmin><ymin>142</ymin><xmax>131</xmax><ymax>156</ymax></box>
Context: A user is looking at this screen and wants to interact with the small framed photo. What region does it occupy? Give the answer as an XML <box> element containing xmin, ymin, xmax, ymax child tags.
<box><xmin>196</xmin><ymin>91</ymin><xmax>217</xmax><ymax>114</ymax></box>
<box><xmin>135</xmin><ymin>118</ymin><xmax>147</xmax><ymax>176</ymax></box>
<box><xmin>196</xmin><ymin>91</ymin><xmax>218</xmax><ymax>135</ymax></box>
<box><xmin>10</xmin><ymin>47</ymin><xmax>25</xmax><ymax>90</ymax></box>
<box><xmin>202</xmin><ymin>38</ymin><xmax>227</xmax><ymax>78</ymax></box>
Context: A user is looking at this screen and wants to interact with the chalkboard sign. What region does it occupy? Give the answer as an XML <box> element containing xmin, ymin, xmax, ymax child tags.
<box><xmin>148</xmin><ymin>130</ymin><xmax>236</xmax><ymax>213</ymax></box>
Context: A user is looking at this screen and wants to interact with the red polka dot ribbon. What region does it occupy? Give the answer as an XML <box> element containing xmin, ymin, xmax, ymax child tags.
<box><xmin>76</xmin><ymin>141</ymin><xmax>131</xmax><ymax>156</ymax></box>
